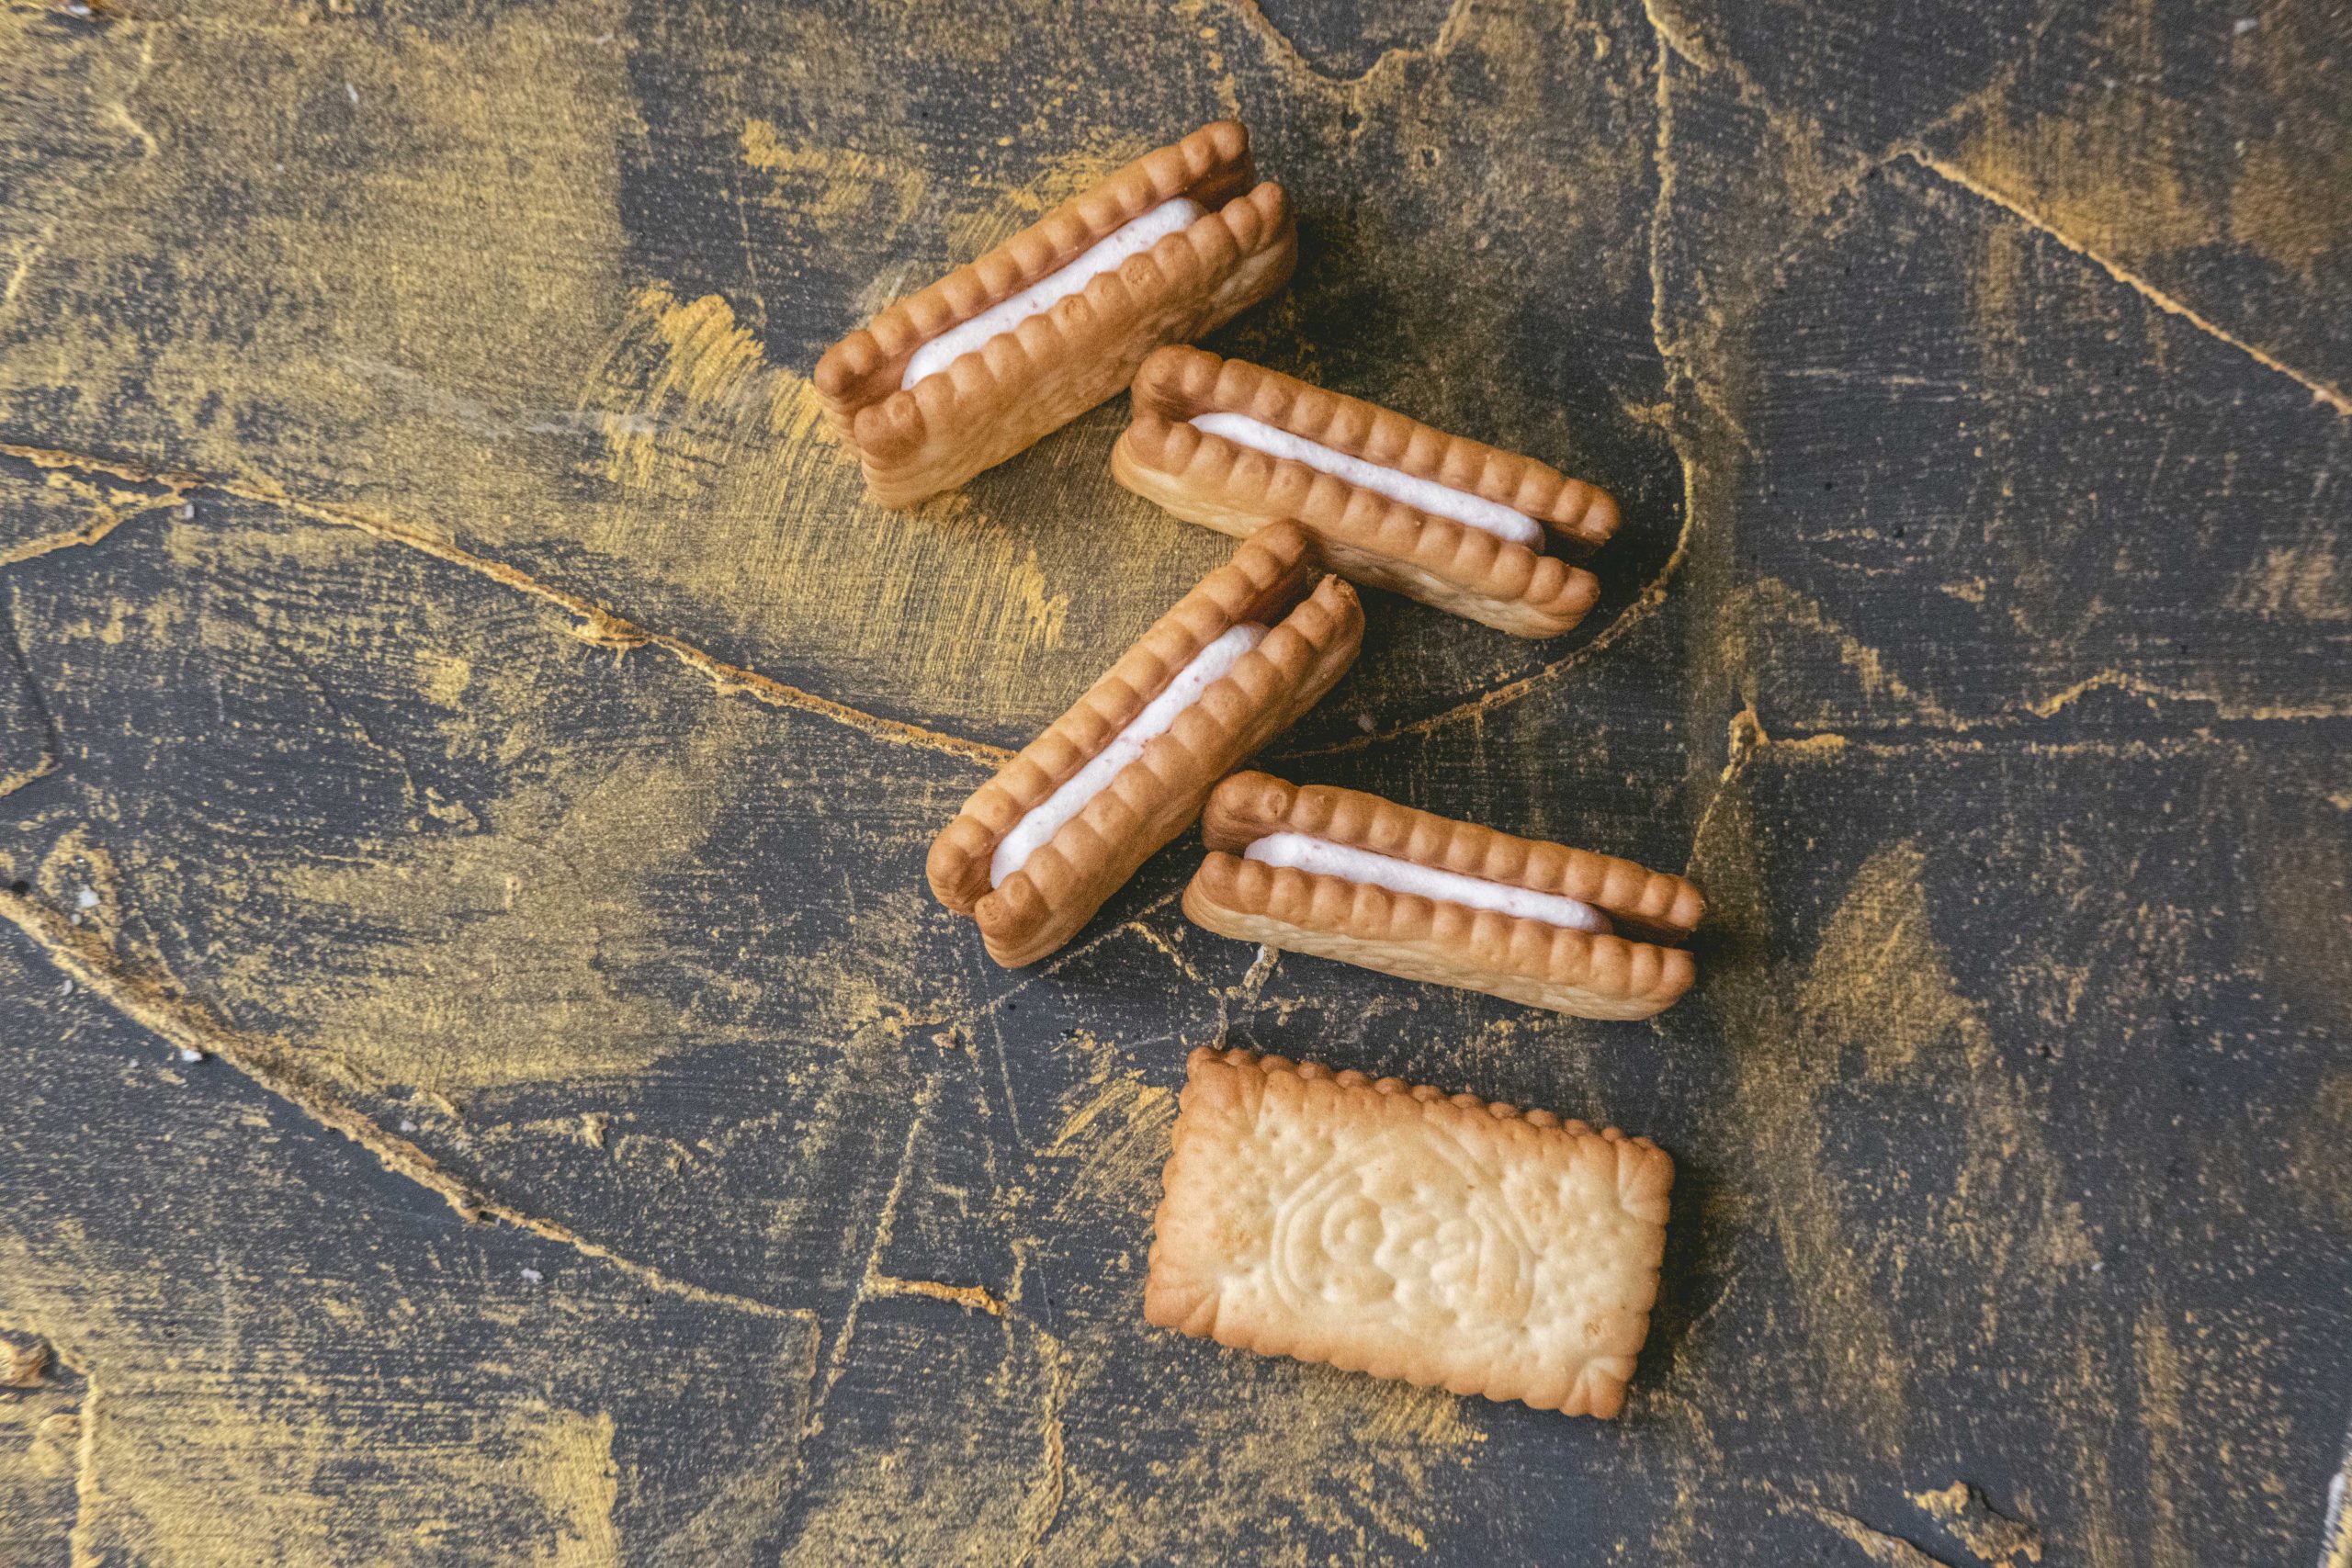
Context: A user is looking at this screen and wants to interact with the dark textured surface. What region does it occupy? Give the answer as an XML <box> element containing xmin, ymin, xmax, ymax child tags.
<box><xmin>0</xmin><ymin>1</ymin><xmax>2347</xmax><ymax>1563</ymax></box>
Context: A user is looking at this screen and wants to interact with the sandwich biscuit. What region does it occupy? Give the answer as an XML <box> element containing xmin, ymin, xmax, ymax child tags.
<box><xmin>1182</xmin><ymin>772</ymin><xmax>1703</xmax><ymax>1018</ymax></box>
<box><xmin>1114</xmin><ymin>345</ymin><xmax>1619</xmax><ymax>636</ymax></box>
<box><xmin>815</xmin><ymin>123</ymin><xmax>1296</xmax><ymax>507</ymax></box>
<box><xmin>928</xmin><ymin>528</ymin><xmax>1361</xmax><ymax>967</ymax></box>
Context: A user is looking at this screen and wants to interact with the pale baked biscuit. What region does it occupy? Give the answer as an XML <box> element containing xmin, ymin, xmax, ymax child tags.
<box><xmin>813</xmin><ymin>122</ymin><xmax>1296</xmax><ymax>508</ymax></box>
<box><xmin>1113</xmin><ymin>345</ymin><xmax>1620</xmax><ymax>637</ymax></box>
<box><xmin>927</xmin><ymin>527</ymin><xmax>1362</xmax><ymax>968</ymax></box>
<box><xmin>1145</xmin><ymin>1046</ymin><xmax>1673</xmax><ymax>1417</ymax></box>
<box><xmin>1182</xmin><ymin>772</ymin><xmax>1703</xmax><ymax>1019</ymax></box>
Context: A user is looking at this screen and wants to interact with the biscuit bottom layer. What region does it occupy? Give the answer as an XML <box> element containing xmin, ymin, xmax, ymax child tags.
<box><xmin>1239</xmin><ymin>832</ymin><xmax>1612</xmax><ymax>933</ymax></box>
<box><xmin>991</xmin><ymin>623</ymin><xmax>1271</xmax><ymax>887</ymax></box>
<box><xmin>1186</xmin><ymin>412</ymin><xmax>1545</xmax><ymax>549</ymax></box>
<box><xmin>901</xmin><ymin>197</ymin><xmax>1210</xmax><ymax>390</ymax></box>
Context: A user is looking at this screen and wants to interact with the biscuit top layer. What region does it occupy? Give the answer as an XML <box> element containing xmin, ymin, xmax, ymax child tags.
<box><xmin>1179</xmin><ymin>1044</ymin><xmax>1667</xmax><ymax>1168</ymax></box>
<box><xmin>902</xmin><ymin>197</ymin><xmax>1206</xmax><ymax>390</ymax></box>
<box><xmin>1146</xmin><ymin>1045</ymin><xmax>1671</xmax><ymax>1416</ymax></box>
<box><xmin>989</xmin><ymin>620</ymin><xmax>1267</xmax><ymax>886</ymax></box>
<box><xmin>924</xmin><ymin>524</ymin><xmax>1340</xmax><ymax>917</ymax></box>
<box><xmin>814</xmin><ymin>122</ymin><xmax>1261</xmax><ymax>416</ymax></box>
<box><xmin>1188</xmin><ymin>412</ymin><xmax>1545</xmax><ymax>548</ymax></box>
<box><xmin>1129</xmin><ymin>344</ymin><xmax>1619</xmax><ymax>549</ymax></box>
<box><xmin>1202</xmin><ymin>771</ymin><xmax>1704</xmax><ymax>940</ymax></box>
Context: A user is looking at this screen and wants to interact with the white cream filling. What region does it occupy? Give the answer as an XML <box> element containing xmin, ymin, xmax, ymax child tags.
<box><xmin>990</xmin><ymin>622</ymin><xmax>1270</xmax><ymax>888</ymax></box>
<box><xmin>1241</xmin><ymin>832</ymin><xmax>1612</xmax><ymax>934</ymax></box>
<box><xmin>1187</xmin><ymin>411</ymin><xmax>1545</xmax><ymax>549</ymax></box>
<box><xmin>902</xmin><ymin>197</ymin><xmax>1208</xmax><ymax>390</ymax></box>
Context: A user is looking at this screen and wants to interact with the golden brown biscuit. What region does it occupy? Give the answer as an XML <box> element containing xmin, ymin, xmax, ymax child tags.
<box><xmin>927</xmin><ymin>528</ymin><xmax>1362</xmax><ymax>968</ymax></box>
<box><xmin>1145</xmin><ymin>1045</ymin><xmax>1673</xmax><ymax>1417</ymax></box>
<box><xmin>1182</xmin><ymin>772</ymin><xmax>1703</xmax><ymax>1019</ymax></box>
<box><xmin>1112</xmin><ymin>345</ymin><xmax>1619</xmax><ymax>637</ymax></box>
<box><xmin>813</xmin><ymin>123</ymin><xmax>1297</xmax><ymax>508</ymax></box>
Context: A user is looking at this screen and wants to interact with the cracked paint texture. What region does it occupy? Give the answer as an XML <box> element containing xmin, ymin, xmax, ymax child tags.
<box><xmin>0</xmin><ymin>0</ymin><xmax>2346</xmax><ymax>1562</ymax></box>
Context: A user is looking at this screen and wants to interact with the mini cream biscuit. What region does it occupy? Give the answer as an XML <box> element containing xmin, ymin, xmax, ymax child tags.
<box><xmin>1183</xmin><ymin>772</ymin><xmax>1704</xmax><ymax>1019</ymax></box>
<box><xmin>1146</xmin><ymin>1046</ymin><xmax>1673</xmax><ymax>1418</ymax></box>
<box><xmin>927</xmin><ymin>527</ymin><xmax>1362</xmax><ymax>968</ymax></box>
<box><xmin>1113</xmin><ymin>345</ymin><xmax>1620</xmax><ymax>637</ymax></box>
<box><xmin>814</xmin><ymin>123</ymin><xmax>1296</xmax><ymax>508</ymax></box>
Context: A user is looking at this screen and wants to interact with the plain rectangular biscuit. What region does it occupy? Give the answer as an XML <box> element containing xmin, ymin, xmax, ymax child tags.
<box><xmin>1145</xmin><ymin>1046</ymin><xmax>1673</xmax><ymax>1417</ymax></box>
<box><xmin>812</xmin><ymin>123</ymin><xmax>1297</xmax><ymax>508</ymax></box>
<box><xmin>1182</xmin><ymin>771</ymin><xmax>1704</xmax><ymax>1019</ymax></box>
<box><xmin>1112</xmin><ymin>345</ymin><xmax>1617</xmax><ymax>637</ymax></box>
<box><xmin>926</xmin><ymin>527</ymin><xmax>1362</xmax><ymax>968</ymax></box>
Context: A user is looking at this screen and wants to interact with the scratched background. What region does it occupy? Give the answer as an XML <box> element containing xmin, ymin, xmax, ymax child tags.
<box><xmin>0</xmin><ymin>0</ymin><xmax>2346</xmax><ymax>1563</ymax></box>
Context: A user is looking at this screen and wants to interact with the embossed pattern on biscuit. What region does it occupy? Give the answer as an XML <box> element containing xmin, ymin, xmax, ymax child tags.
<box><xmin>1113</xmin><ymin>344</ymin><xmax>1618</xmax><ymax>637</ymax></box>
<box><xmin>813</xmin><ymin>122</ymin><xmax>1297</xmax><ymax>508</ymax></box>
<box><xmin>926</xmin><ymin>527</ymin><xmax>1363</xmax><ymax>968</ymax></box>
<box><xmin>1183</xmin><ymin>772</ymin><xmax>1702</xmax><ymax>1019</ymax></box>
<box><xmin>1145</xmin><ymin>1047</ymin><xmax>1672</xmax><ymax>1418</ymax></box>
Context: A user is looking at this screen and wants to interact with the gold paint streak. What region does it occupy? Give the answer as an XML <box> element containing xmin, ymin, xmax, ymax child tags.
<box><xmin>2021</xmin><ymin>669</ymin><xmax>2352</xmax><ymax>723</ymax></box>
<box><xmin>1123</xmin><ymin>919</ymin><xmax>1202</xmax><ymax>986</ymax></box>
<box><xmin>2289</xmin><ymin>1070</ymin><xmax>2352</xmax><ymax>1228</ymax></box>
<box><xmin>1230</xmin><ymin>942</ymin><xmax>1279</xmax><ymax>1005</ymax></box>
<box><xmin>1744</xmin><ymin>575</ymin><xmax>2352</xmax><ymax>731</ymax></box>
<box><xmin>1010</xmin><ymin>1334</ymin><xmax>1069</xmax><ymax>1567</ymax></box>
<box><xmin>415</xmin><ymin>649</ymin><xmax>473</xmax><ymax>707</ymax></box>
<box><xmin>1744</xmin><ymin>575</ymin><xmax>1961</xmax><ymax>727</ymax></box>
<box><xmin>1909</xmin><ymin>1482</ymin><xmax>2042</xmax><ymax>1565</ymax></box>
<box><xmin>1686</xmin><ymin>705</ymin><xmax>1772</xmax><ymax>873</ymax></box>
<box><xmin>1046</xmin><ymin>1080</ymin><xmax>1170</xmax><ymax>1156</ymax></box>
<box><xmin>71</xmin><ymin>1364</ymin><xmax>97</xmax><ymax>1568</ymax></box>
<box><xmin>1907</xmin><ymin>153</ymin><xmax>2352</xmax><ymax>419</ymax></box>
<box><xmin>867</xmin><ymin>1276</ymin><xmax>1008</xmax><ymax>1318</ymax></box>
<box><xmin>1695</xmin><ymin>782</ymin><xmax>2099</xmax><ymax>1464</ymax></box>
<box><xmin>2226</xmin><ymin>542</ymin><xmax>2351</xmax><ymax>625</ymax></box>
<box><xmin>254</xmin><ymin>745</ymin><xmax>718</xmax><ymax>1090</ymax></box>
<box><xmin>740</xmin><ymin>118</ymin><xmax>925</xmax><ymax>232</ymax></box>
<box><xmin>0</xmin><ymin>887</ymin><xmax>815</xmax><ymax>1327</ymax></box>
<box><xmin>1950</xmin><ymin>17</ymin><xmax>2214</xmax><ymax>263</ymax></box>
<box><xmin>1220</xmin><ymin>0</ymin><xmax>1481</xmax><ymax>94</ymax></box>
<box><xmin>1756</xmin><ymin>859</ymin><xmax>1918</xmax><ymax>1449</ymax></box>
<box><xmin>0</xmin><ymin>475</ymin><xmax>171</xmax><ymax>568</ymax></box>
<box><xmin>0</xmin><ymin>1336</ymin><xmax>49</xmax><ymax>1386</ymax></box>
<box><xmin>816</xmin><ymin>1085</ymin><xmax>934</xmax><ymax>1419</ymax></box>
<box><xmin>512</xmin><ymin>1406</ymin><xmax>622</xmax><ymax>1568</ymax></box>
<box><xmin>0</xmin><ymin>754</ymin><xmax>52</xmax><ymax>801</ymax></box>
<box><xmin>577</xmin><ymin>285</ymin><xmax>1086</xmax><ymax>728</ymax></box>
<box><xmin>0</xmin><ymin>436</ymin><xmax>1012</xmax><ymax>767</ymax></box>
<box><xmin>0</xmin><ymin>1314</ymin><xmax>98</xmax><ymax>1568</ymax></box>
<box><xmin>1795</xmin><ymin>1503</ymin><xmax>1957</xmax><ymax>1568</ymax></box>
<box><xmin>2134</xmin><ymin>1304</ymin><xmax>2191</xmax><ymax>1568</ymax></box>
<box><xmin>1640</xmin><ymin>0</ymin><xmax>1727</xmax><ymax>77</ymax></box>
